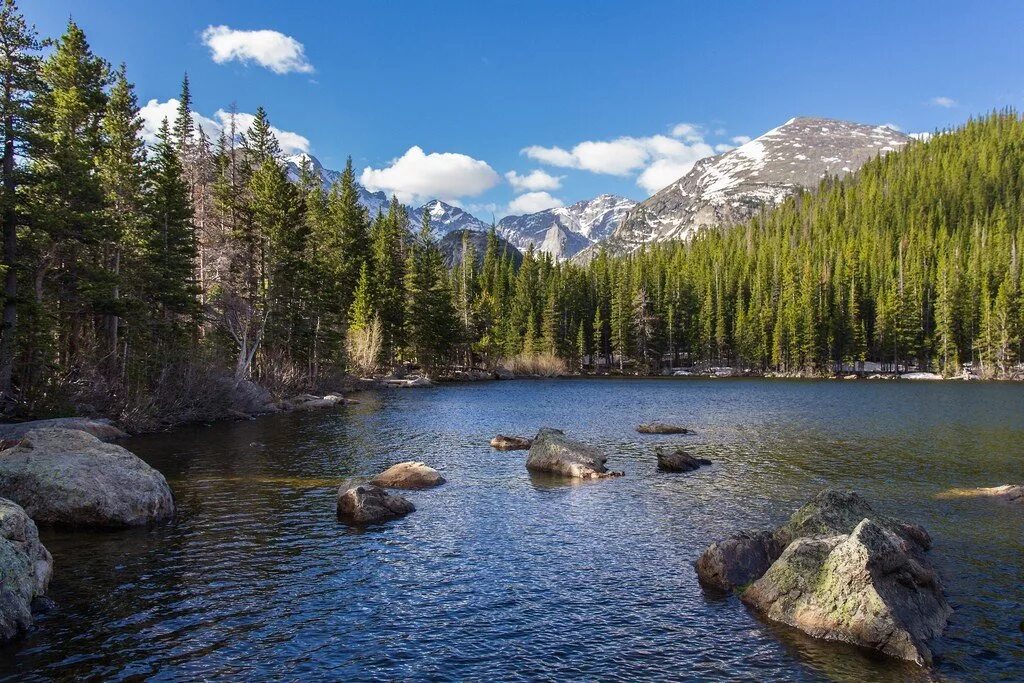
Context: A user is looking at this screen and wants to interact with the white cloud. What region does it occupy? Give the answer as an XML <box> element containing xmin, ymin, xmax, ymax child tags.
<box><xmin>201</xmin><ymin>25</ymin><xmax>314</xmax><ymax>75</ymax></box>
<box><xmin>139</xmin><ymin>99</ymin><xmax>310</xmax><ymax>155</ymax></box>
<box><xmin>507</xmin><ymin>191</ymin><xmax>564</xmax><ymax>215</ymax></box>
<box><xmin>505</xmin><ymin>169</ymin><xmax>563</xmax><ymax>192</ymax></box>
<box><xmin>714</xmin><ymin>143</ymin><xmax>734</xmax><ymax>153</ymax></box>
<box><xmin>520</xmin><ymin>144</ymin><xmax>576</xmax><ymax>167</ymax></box>
<box><xmin>360</xmin><ymin>146</ymin><xmax>500</xmax><ymax>204</ymax></box>
<box><xmin>730</xmin><ymin>135</ymin><xmax>751</xmax><ymax>145</ymax></box>
<box><xmin>930</xmin><ymin>96</ymin><xmax>957</xmax><ymax>108</ymax></box>
<box><xmin>671</xmin><ymin>122</ymin><xmax>704</xmax><ymax>143</ymax></box>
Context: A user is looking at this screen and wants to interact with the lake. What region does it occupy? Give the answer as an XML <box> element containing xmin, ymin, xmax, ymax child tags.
<box><xmin>1</xmin><ymin>378</ymin><xmax>1022</xmax><ymax>681</ymax></box>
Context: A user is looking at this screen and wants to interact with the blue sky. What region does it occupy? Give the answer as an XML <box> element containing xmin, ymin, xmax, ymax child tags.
<box><xmin>26</xmin><ymin>0</ymin><xmax>1024</xmax><ymax>218</ymax></box>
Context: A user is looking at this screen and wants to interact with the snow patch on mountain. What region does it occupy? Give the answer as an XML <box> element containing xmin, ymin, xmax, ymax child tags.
<box><xmin>497</xmin><ymin>194</ymin><xmax>636</xmax><ymax>261</ymax></box>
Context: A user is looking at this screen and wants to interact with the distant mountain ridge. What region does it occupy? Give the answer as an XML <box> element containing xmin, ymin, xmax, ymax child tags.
<box><xmin>607</xmin><ymin>117</ymin><xmax>911</xmax><ymax>251</ymax></box>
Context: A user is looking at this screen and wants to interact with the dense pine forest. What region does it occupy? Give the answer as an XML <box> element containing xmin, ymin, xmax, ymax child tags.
<box><xmin>1</xmin><ymin>5</ymin><xmax>1022</xmax><ymax>426</ymax></box>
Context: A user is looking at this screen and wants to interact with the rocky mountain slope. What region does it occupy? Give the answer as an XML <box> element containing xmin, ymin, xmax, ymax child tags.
<box><xmin>410</xmin><ymin>200</ymin><xmax>492</xmax><ymax>237</ymax></box>
<box><xmin>497</xmin><ymin>194</ymin><xmax>635</xmax><ymax>261</ymax></box>
<box><xmin>608</xmin><ymin>117</ymin><xmax>911</xmax><ymax>251</ymax></box>
<box><xmin>438</xmin><ymin>229</ymin><xmax>523</xmax><ymax>269</ymax></box>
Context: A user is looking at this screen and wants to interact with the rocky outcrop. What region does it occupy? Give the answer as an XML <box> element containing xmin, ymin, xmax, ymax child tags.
<box><xmin>742</xmin><ymin>519</ymin><xmax>951</xmax><ymax>665</ymax></box>
<box><xmin>0</xmin><ymin>428</ymin><xmax>175</xmax><ymax>528</ymax></box>
<box><xmin>656</xmin><ymin>448</ymin><xmax>711</xmax><ymax>472</ymax></box>
<box><xmin>697</xmin><ymin>489</ymin><xmax>948</xmax><ymax>666</ymax></box>
<box><xmin>697</xmin><ymin>489</ymin><xmax>932</xmax><ymax>592</ymax></box>
<box><xmin>337</xmin><ymin>484</ymin><xmax>415</xmax><ymax>525</ymax></box>
<box><xmin>370</xmin><ymin>462</ymin><xmax>446</xmax><ymax>490</ymax></box>
<box><xmin>636</xmin><ymin>422</ymin><xmax>691</xmax><ymax>435</ymax></box>
<box><xmin>0</xmin><ymin>418</ymin><xmax>126</xmax><ymax>443</ymax></box>
<box><xmin>0</xmin><ymin>498</ymin><xmax>53</xmax><ymax>641</ymax></box>
<box><xmin>525</xmin><ymin>428</ymin><xmax>622</xmax><ymax>479</ymax></box>
<box><xmin>490</xmin><ymin>435</ymin><xmax>532</xmax><ymax>451</ymax></box>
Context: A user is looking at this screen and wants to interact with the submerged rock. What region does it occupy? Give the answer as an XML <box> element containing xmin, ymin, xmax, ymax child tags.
<box><xmin>636</xmin><ymin>422</ymin><xmax>691</xmax><ymax>435</ymax></box>
<box><xmin>936</xmin><ymin>484</ymin><xmax>1023</xmax><ymax>504</ymax></box>
<box><xmin>742</xmin><ymin>519</ymin><xmax>951</xmax><ymax>665</ymax></box>
<box><xmin>0</xmin><ymin>498</ymin><xmax>53</xmax><ymax>641</ymax></box>
<box><xmin>0</xmin><ymin>428</ymin><xmax>175</xmax><ymax>528</ymax></box>
<box><xmin>0</xmin><ymin>418</ymin><xmax>126</xmax><ymax>443</ymax></box>
<box><xmin>337</xmin><ymin>484</ymin><xmax>415</xmax><ymax>525</ymax></box>
<box><xmin>490</xmin><ymin>435</ymin><xmax>532</xmax><ymax>451</ymax></box>
<box><xmin>525</xmin><ymin>428</ymin><xmax>622</xmax><ymax>479</ymax></box>
<box><xmin>370</xmin><ymin>462</ymin><xmax>445</xmax><ymax>490</ymax></box>
<box><xmin>656</xmin><ymin>448</ymin><xmax>711</xmax><ymax>472</ymax></box>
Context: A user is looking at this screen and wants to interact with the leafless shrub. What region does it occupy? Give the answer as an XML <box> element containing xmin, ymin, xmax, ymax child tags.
<box><xmin>502</xmin><ymin>351</ymin><xmax>567</xmax><ymax>377</ymax></box>
<box><xmin>346</xmin><ymin>316</ymin><xmax>383</xmax><ymax>377</ymax></box>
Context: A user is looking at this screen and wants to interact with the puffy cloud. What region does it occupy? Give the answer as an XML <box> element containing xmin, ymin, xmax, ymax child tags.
<box><xmin>522</xmin><ymin>125</ymin><xmax>718</xmax><ymax>195</ymax></box>
<box><xmin>360</xmin><ymin>146</ymin><xmax>500</xmax><ymax>204</ymax></box>
<box><xmin>929</xmin><ymin>96</ymin><xmax>957</xmax><ymax>108</ymax></box>
<box><xmin>714</xmin><ymin>143</ymin><xmax>734</xmax><ymax>153</ymax></box>
<box><xmin>507</xmin><ymin>191</ymin><xmax>564</xmax><ymax>214</ymax></box>
<box><xmin>202</xmin><ymin>25</ymin><xmax>314</xmax><ymax>74</ymax></box>
<box><xmin>139</xmin><ymin>99</ymin><xmax>310</xmax><ymax>155</ymax></box>
<box><xmin>505</xmin><ymin>169</ymin><xmax>563</xmax><ymax>192</ymax></box>
<box><xmin>730</xmin><ymin>135</ymin><xmax>752</xmax><ymax>145</ymax></box>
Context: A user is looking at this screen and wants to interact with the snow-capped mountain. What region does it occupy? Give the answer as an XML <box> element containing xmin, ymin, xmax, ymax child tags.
<box><xmin>497</xmin><ymin>194</ymin><xmax>636</xmax><ymax>261</ymax></box>
<box><xmin>409</xmin><ymin>200</ymin><xmax>492</xmax><ymax>237</ymax></box>
<box><xmin>608</xmin><ymin>117</ymin><xmax>911</xmax><ymax>250</ymax></box>
<box><xmin>284</xmin><ymin>153</ymin><xmax>390</xmax><ymax>217</ymax></box>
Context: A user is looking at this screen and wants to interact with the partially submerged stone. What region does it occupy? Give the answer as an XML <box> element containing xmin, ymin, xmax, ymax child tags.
<box><xmin>526</xmin><ymin>428</ymin><xmax>622</xmax><ymax>479</ymax></box>
<box><xmin>636</xmin><ymin>421</ymin><xmax>691</xmax><ymax>435</ymax></box>
<box><xmin>742</xmin><ymin>519</ymin><xmax>951</xmax><ymax>665</ymax></box>
<box><xmin>695</xmin><ymin>529</ymin><xmax>782</xmax><ymax>592</ymax></box>
<box><xmin>936</xmin><ymin>484</ymin><xmax>1022</xmax><ymax>503</ymax></box>
<box><xmin>0</xmin><ymin>428</ymin><xmax>175</xmax><ymax>528</ymax></box>
<box><xmin>490</xmin><ymin>435</ymin><xmax>532</xmax><ymax>451</ymax></box>
<box><xmin>0</xmin><ymin>498</ymin><xmax>53</xmax><ymax>641</ymax></box>
<box><xmin>0</xmin><ymin>417</ymin><xmax>126</xmax><ymax>443</ymax></box>
<box><xmin>337</xmin><ymin>484</ymin><xmax>415</xmax><ymax>525</ymax></box>
<box><xmin>656</xmin><ymin>448</ymin><xmax>711</xmax><ymax>473</ymax></box>
<box><xmin>370</xmin><ymin>462</ymin><xmax>445</xmax><ymax>490</ymax></box>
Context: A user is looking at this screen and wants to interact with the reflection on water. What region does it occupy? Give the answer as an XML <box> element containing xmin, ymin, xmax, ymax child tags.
<box><xmin>1</xmin><ymin>378</ymin><xmax>1022</xmax><ymax>681</ymax></box>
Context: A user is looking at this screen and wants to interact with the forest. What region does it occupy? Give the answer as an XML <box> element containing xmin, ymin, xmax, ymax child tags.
<box><xmin>1</xmin><ymin>5</ymin><xmax>1022</xmax><ymax>426</ymax></box>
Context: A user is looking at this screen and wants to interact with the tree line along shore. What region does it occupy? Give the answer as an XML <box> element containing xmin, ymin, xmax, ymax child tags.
<box><xmin>0</xmin><ymin>5</ymin><xmax>1022</xmax><ymax>431</ymax></box>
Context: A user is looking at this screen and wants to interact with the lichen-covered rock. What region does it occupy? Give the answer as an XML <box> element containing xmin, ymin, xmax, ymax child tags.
<box><xmin>695</xmin><ymin>529</ymin><xmax>782</xmax><ymax>591</ymax></box>
<box><xmin>337</xmin><ymin>484</ymin><xmax>415</xmax><ymax>525</ymax></box>
<box><xmin>490</xmin><ymin>435</ymin><xmax>532</xmax><ymax>451</ymax></box>
<box><xmin>525</xmin><ymin>428</ymin><xmax>622</xmax><ymax>479</ymax></box>
<box><xmin>0</xmin><ymin>498</ymin><xmax>53</xmax><ymax>641</ymax></box>
<box><xmin>636</xmin><ymin>422</ymin><xmax>690</xmax><ymax>435</ymax></box>
<box><xmin>0</xmin><ymin>428</ymin><xmax>175</xmax><ymax>528</ymax></box>
<box><xmin>742</xmin><ymin>519</ymin><xmax>951</xmax><ymax>665</ymax></box>
<box><xmin>0</xmin><ymin>418</ymin><xmax>126</xmax><ymax>443</ymax></box>
<box><xmin>656</xmin><ymin>448</ymin><xmax>711</xmax><ymax>472</ymax></box>
<box><xmin>370</xmin><ymin>462</ymin><xmax>445</xmax><ymax>490</ymax></box>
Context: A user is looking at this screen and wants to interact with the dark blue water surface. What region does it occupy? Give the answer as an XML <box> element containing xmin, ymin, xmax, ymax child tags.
<box><xmin>1</xmin><ymin>378</ymin><xmax>1022</xmax><ymax>681</ymax></box>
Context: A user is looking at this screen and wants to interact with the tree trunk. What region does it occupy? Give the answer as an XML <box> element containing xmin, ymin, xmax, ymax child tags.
<box><xmin>0</xmin><ymin>107</ymin><xmax>19</xmax><ymax>399</ymax></box>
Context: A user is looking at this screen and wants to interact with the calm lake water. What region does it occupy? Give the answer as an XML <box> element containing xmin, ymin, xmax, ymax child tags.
<box><xmin>1</xmin><ymin>378</ymin><xmax>1022</xmax><ymax>681</ymax></box>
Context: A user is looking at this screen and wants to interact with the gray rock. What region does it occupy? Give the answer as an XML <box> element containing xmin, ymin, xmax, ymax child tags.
<box><xmin>656</xmin><ymin>448</ymin><xmax>711</xmax><ymax>472</ymax></box>
<box><xmin>337</xmin><ymin>484</ymin><xmax>415</xmax><ymax>525</ymax></box>
<box><xmin>636</xmin><ymin>422</ymin><xmax>691</xmax><ymax>435</ymax></box>
<box><xmin>695</xmin><ymin>529</ymin><xmax>783</xmax><ymax>592</ymax></box>
<box><xmin>490</xmin><ymin>434</ymin><xmax>532</xmax><ymax>451</ymax></box>
<box><xmin>525</xmin><ymin>428</ymin><xmax>622</xmax><ymax>479</ymax></box>
<box><xmin>493</xmin><ymin>366</ymin><xmax>514</xmax><ymax>380</ymax></box>
<box><xmin>370</xmin><ymin>462</ymin><xmax>445</xmax><ymax>490</ymax></box>
<box><xmin>0</xmin><ymin>417</ymin><xmax>126</xmax><ymax>443</ymax></box>
<box><xmin>0</xmin><ymin>428</ymin><xmax>175</xmax><ymax>528</ymax></box>
<box><xmin>0</xmin><ymin>498</ymin><xmax>53</xmax><ymax>641</ymax></box>
<box><xmin>742</xmin><ymin>519</ymin><xmax>951</xmax><ymax>665</ymax></box>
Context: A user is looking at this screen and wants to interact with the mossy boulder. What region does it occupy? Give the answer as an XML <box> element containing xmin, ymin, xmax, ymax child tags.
<box><xmin>525</xmin><ymin>428</ymin><xmax>622</xmax><ymax>479</ymax></box>
<box><xmin>337</xmin><ymin>484</ymin><xmax>415</xmax><ymax>525</ymax></box>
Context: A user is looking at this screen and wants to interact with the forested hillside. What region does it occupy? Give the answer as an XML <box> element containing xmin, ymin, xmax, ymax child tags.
<box><xmin>1</xmin><ymin>4</ymin><xmax>1021</xmax><ymax>426</ymax></box>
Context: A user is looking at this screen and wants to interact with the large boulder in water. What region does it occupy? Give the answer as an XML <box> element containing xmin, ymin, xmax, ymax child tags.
<box><xmin>337</xmin><ymin>484</ymin><xmax>415</xmax><ymax>525</ymax></box>
<box><xmin>525</xmin><ymin>428</ymin><xmax>622</xmax><ymax>479</ymax></box>
<box><xmin>0</xmin><ymin>417</ymin><xmax>126</xmax><ymax>443</ymax></box>
<box><xmin>742</xmin><ymin>519</ymin><xmax>951</xmax><ymax>665</ymax></box>
<box><xmin>696</xmin><ymin>489</ymin><xmax>931</xmax><ymax>591</ymax></box>
<box><xmin>370</xmin><ymin>462</ymin><xmax>445</xmax><ymax>490</ymax></box>
<box><xmin>0</xmin><ymin>498</ymin><xmax>53</xmax><ymax>641</ymax></box>
<box><xmin>0</xmin><ymin>428</ymin><xmax>175</xmax><ymax>528</ymax></box>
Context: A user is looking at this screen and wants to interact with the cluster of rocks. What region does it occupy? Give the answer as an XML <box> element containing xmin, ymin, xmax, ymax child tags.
<box><xmin>0</xmin><ymin>424</ymin><xmax>177</xmax><ymax>642</ymax></box>
<box><xmin>336</xmin><ymin>461</ymin><xmax>445</xmax><ymax>526</ymax></box>
<box><xmin>226</xmin><ymin>379</ymin><xmax>357</xmax><ymax>418</ymax></box>
<box><xmin>696</xmin><ymin>489</ymin><xmax>950</xmax><ymax>665</ymax></box>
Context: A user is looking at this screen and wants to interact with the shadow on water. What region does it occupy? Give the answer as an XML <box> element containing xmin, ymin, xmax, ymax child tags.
<box><xmin>1</xmin><ymin>378</ymin><xmax>1022</xmax><ymax>681</ymax></box>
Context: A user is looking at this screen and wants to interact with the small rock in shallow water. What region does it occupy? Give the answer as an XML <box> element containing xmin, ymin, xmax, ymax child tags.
<box><xmin>370</xmin><ymin>462</ymin><xmax>445</xmax><ymax>490</ymax></box>
<box><xmin>656</xmin><ymin>448</ymin><xmax>711</xmax><ymax>472</ymax></box>
<box><xmin>636</xmin><ymin>422</ymin><xmax>691</xmax><ymax>435</ymax></box>
<box><xmin>490</xmin><ymin>435</ymin><xmax>532</xmax><ymax>451</ymax></box>
<box><xmin>337</xmin><ymin>485</ymin><xmax>415</xmax><ymax>525</ymax></box>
